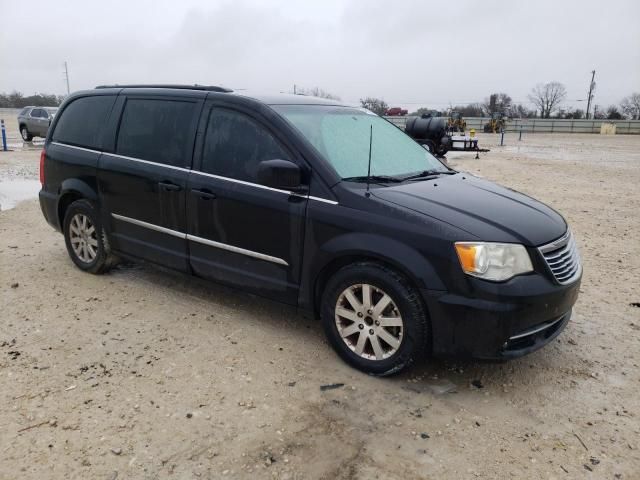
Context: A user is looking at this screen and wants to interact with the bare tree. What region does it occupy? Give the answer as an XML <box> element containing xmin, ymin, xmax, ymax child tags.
<box><xmin>563</xmin><ymin>108</ymin><xmax>584</xmax><ymax>119</ymax></box>
<box><xmin>620</xmin><ymin>93</ymin><xmax>640</xmax><ymax>120</ymax></box>
<box><xmin>506</xmin><ymin>103</ymin><xmax>535</xmax><ymax>119</ymax></box>
<box><xmin>0</xmin><ymin>91</ymin><xmax>64</xmax><ymax>108</ymax></box>
<box><xmin>359</xmin><ymin>97</ymin><xmax>389</xmax><ymax>116</ymax></box>
<box><xmin>482</xmin><ymin>93</ymin><xmax>512</xmax><ymax>116</ymax></box>
<box><xmin>606</xmin><ymin>105</ymin><xmax>624</xmax><ymax>120</ymax></box>
<box><xmin>528</xmin><ymin>82</ymin><xmax>567</xmax><ymax>118</ymax></box>
<box><xmin>297</xmin><ymin>86</ymin><xmax>340</xmax><ymax>101</ymax></box>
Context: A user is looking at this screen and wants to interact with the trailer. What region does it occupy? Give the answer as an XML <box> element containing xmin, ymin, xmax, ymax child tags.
<box><xmin>404</xmin><ymin>115</ymin><xmax>489</xmax><ymax>157</ymax></box>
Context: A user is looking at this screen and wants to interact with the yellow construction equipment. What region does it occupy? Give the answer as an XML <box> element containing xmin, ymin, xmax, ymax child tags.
<box><xmin>483</xmin><ymin>112</ymin><xmax>506</xmax><ymax>133</ymax></box>
<box><xmin>447</xmin><ymin>111</ymin><xmax>466</xmax><ymax>133</ymax></box>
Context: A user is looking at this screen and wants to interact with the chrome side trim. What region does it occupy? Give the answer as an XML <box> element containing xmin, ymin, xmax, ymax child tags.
<box><xmin>186</xmin><ymin>234</ymin><xmax>289</xmax><ymax>266</ymax></box>
<box><xmin>509</xmin><ymin>315</ymin><xmax>565</xmax><ymax>341</ymax></box>
<box><xmin>110</xmin><ymin>213</ymin><xmax>288</xmax><ymax>266</ymax></box>
<box><xmin>190</xmin><ymin>170</ymin><xmax>338</xmax><ymax>204</ymax></box>
<box><xmin>51</xmin><ymin>141</ymin><xmax>104</xmax><ymax>155</ymax></box>
<box><xmin>308</xmin><ymin>195</ymin><xmax>339</xmax><ymax>205</ymax></box>
<box><xmin>51</xmin><ymin>142</ymin><xmax>338</xmax><ymax>205</ymax></box>
<box><xmin>111</xmin><ymin>213</ymin><xmax>186</xmax><ymax>239</ymax></box>
<box><xmin>102</xmin><ymin>152</ymin><xmax>190</xmax><ymax>173</ymax></box>
<box><xmin>190</xmin><ymin>169</ymin><xmax>292</xmax><ymax>195</ymax></box>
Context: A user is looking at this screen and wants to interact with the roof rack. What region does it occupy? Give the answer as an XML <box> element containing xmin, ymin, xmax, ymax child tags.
<box><xmin>94</xmin><ymin>84</ymin><xmax>233</xmax><ymax>93</ymax></box>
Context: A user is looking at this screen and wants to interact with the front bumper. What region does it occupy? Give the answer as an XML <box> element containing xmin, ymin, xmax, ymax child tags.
<box><xmin>422</xmin><ymin>273</ymin><xmax>581</xmax><ymax>360</ymax></box>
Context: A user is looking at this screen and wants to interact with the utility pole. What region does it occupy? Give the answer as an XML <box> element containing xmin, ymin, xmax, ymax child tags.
<box><xmin>585</xmin><ymin>70</ymin><xmax>595</xmax><ymax>119</ymax></box>
<box><xmin>64</xmin><ymin>62</ymin><xmax>70</xmax><ymax>95</ymax></box>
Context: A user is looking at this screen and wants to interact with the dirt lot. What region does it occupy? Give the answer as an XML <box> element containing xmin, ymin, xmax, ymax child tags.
<box><xmin>1</xmin><ymin>134</ymin><xmax>639</xmax><ymax>479</ymax></box>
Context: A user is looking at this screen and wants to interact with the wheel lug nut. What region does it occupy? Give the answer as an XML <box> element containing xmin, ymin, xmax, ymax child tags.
<box><xmin>357</xmin><ymin>312</ymin><xmax>363</xmax><ymax>318</ymax></box>
<box><xmin>369</xmin><ymin>329</ymin><xmax>374</xmax><ymax>335</ymax></box>
<box><xmin>358</xmin><ymin>324</ymin><xmax>364</xmax><ymax>330</ymax></box>
<box><xmin>375</xmin><ymin>320</ymin><xmax>380</xmax><ymax>326</ymax></box>
<box><xmin>367</xmin><ymin>309</ymin><xmax>373</xmax><ymax>315</ymax></box>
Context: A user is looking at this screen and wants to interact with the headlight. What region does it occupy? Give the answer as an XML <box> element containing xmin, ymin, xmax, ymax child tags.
<box><xmin>454</xmin><ymin>242</ymin><xmax>533</xmax><ymax>281</ymax></box>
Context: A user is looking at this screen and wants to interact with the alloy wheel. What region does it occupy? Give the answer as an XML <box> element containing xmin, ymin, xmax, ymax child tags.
<box><xmin>334</xmin><ymin>283</ymin><xmax>404</xmax><ymax>361</ymax></box>
<box><xmin>69</xmin><ymin>213</ymin><xmax>98</xmax><ymax>263</ymax></box>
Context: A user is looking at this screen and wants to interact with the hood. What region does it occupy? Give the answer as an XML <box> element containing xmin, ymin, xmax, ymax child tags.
<box><xmin>371</xmin><ymin>173</ymin><xmax>566</xmax><ymax>246</ymax></box>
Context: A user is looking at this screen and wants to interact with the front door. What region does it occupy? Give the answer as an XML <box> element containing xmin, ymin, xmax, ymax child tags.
<box><xmin>99</xmin><ymin>96</ymin><xmax>202</xmax><ymax>271</ymax></box>
<box><xmin>186</xmin><ymin>105</ymin><xmax>308</xmax><ymax>304</ymax></box>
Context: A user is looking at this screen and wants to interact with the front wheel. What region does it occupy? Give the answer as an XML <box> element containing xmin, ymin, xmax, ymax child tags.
<box><xmin>63</xmin><ymin>199</ymin><xmax>116</xmax><ymax>274</ymax></box>
<box><xmin>320</xmin><ymin>262</ymin><xmax>428</xmax><ymax>376</ymax></box>
<box><xmin>20</xmin><ymin>126</ymin><xmax>33</xmax><ymax>141</ymax></box>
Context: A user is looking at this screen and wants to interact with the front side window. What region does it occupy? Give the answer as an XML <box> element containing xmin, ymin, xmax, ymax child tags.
<box><xmin>201</xmin><ymin>108</ymin><xmax>291</xmax><ymax>182</ymax></box>
<box><xmin>116</xmin><ymin>99</ymin><xmax>197</xmax><ymax>167</ymax></box>
<box><xmin>273</xmin><ymin>105</ymin><xmax>447</xmax><ymax>179</ymax></box>
<box><xmin>52</xmin><ymin>96</ymin><xmax>116</xmax><ymax>149</ymax></box>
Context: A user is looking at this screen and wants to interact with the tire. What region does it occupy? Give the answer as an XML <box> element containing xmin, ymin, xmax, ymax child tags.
<box><xmin>63</xmin><ymin>199</ymin><xmax>116</xmax><ymax>274</ymax></box>
<box><xmin>436</xmin><ymin>146</ymin><xmax>449</xmax><ymax>157</ymax></box>
<box><xmin>423</xmin><ymin>140</ymin><xmax>436</xmax><ymax>153</ymax></box>
<box><xmin>20</xmin><ymin>126</ymin><xmax>33</xmax><ymax>142</ymax></box>
<box><xmin>320</xmin><ymin>262</ymin><xmax>428</xmax><ymax>376</ymax></box>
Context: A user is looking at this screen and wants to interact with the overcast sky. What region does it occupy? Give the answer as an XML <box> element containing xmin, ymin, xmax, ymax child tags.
<box><xmin>1</xmin><ymin>0</ymin><xmax>638</xmax><ymax>112</ymax></box>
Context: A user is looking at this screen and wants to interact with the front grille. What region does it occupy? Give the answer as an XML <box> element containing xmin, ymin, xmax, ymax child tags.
<box><xmin>539</xmin><ymin>231</ymin><xmax>581</xmax><ymax>284</ymax></box>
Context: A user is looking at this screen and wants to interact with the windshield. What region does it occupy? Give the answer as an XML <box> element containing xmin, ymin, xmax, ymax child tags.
<box><xmin>272</xmin><ymin>105</ymin><xmax>447</xmax><ymax>179</ymax></box>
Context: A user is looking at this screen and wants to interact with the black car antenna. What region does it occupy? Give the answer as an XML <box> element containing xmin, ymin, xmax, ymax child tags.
<box><xmin>365</xmin><ymin>124</ymin><xmax>373</xmax><ymax>197</ymax></box>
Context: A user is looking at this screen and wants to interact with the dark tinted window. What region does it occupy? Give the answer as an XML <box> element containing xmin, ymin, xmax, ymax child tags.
<box><xmin>31</xmin><ymin>109</ymin><xmax>45</xmax><ymax>118</ymax></box>
<box><xmin>202</xmin><ymin>108</ymin><xmax>290</xmax><ymax>182</ymax></box>
<box><xmin>116</xmin><ymin>99</ymin><xmax>196</xmax><ymax>167</ymax></box>
<box><xmin>53</xmin><ymin>96</ymin><xmax>115</xmax><ymax>149</ymax></box>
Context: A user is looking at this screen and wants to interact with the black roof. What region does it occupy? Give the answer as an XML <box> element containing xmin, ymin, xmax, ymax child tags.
<box><xmin>95</xmin><ymin>84</ymin><xmax>233</xmax><ymax>93</ymax></box>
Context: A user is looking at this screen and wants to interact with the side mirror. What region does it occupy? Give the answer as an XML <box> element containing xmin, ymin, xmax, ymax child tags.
<box><xmin>257</xmin><ymin>159</ymin><xmax>304</xmax><ymax>191</ymax></box>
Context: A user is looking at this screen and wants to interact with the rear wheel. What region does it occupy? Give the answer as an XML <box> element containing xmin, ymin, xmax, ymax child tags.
<box><xmin>320</xmin><ymin>262</ymin><xmax>428</xmax><ymax>375</ymax></box>
<box><xmin>20</xmin><ymin>126</ymin><xmax>33</xmax><ymax>141</ymax></box>
<box><xmin>63</xmin><ymin>199</ymin><xmax>116</xmax><ymax>274</ymax></box>
<box><xmin>422</xmin><ymin>140</ymin><xmax>436</xmax><ymax>153</ymax></box>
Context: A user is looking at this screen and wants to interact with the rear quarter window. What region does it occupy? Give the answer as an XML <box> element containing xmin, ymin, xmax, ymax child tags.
<box><xmin>52</xmin><ymin>96</ymin><xmax>116</xmax><ymax>149</ymax></box>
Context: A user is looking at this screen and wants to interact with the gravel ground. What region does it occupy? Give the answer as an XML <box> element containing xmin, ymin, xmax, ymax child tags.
<box><xmin>1</xmin><ymin>134</ymin><xmax>639</xmax><ymax>479</ymax></box>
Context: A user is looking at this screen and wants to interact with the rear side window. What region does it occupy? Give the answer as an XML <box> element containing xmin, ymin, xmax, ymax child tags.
<box><xmin>31</xmin><ymin>108</ymin><xmax>45</xmax><ymax>118</ymax></box>
<box><xmin>116</xmin><ymin>99</ymin><xmax>197</xmax><ymax>167</ymax></box>
<box><xmin>52</xmin><ymin>96</ymin><xmax>115</xmax><ymax>149</ymax></box>
<box><xmin>201</xmin><ymin>108</ymin><xmax>290</xmax><ymax>182</ymax></box>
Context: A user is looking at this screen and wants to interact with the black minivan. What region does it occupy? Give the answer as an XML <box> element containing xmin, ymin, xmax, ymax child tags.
<box><xmin>39</xmin><ymin>85</ymin><xmax>581</xmax><ymax>375</ymax></box>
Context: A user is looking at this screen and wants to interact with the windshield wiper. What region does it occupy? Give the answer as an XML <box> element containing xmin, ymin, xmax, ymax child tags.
<box><xmin>341</xmin><ymin>175</ymin><xmax>403</xmax><ymax>183</ymax></box>
<box><xmin>399</xmin><ymin>169</ymin><xmax>457</xmax><ymax>181</ymax></box>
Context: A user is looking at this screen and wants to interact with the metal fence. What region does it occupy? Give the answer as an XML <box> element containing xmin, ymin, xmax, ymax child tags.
<box><xmin>384</xmin><ymin>116</ymin><xmax>640</xmax><ymax>134</ymax></box>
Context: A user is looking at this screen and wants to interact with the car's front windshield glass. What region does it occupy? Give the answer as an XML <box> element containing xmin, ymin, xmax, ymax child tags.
<box><xmin>272</xmin><ymin>105</ymin><xmax>447</xmax><ymax>179</ymax></box>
